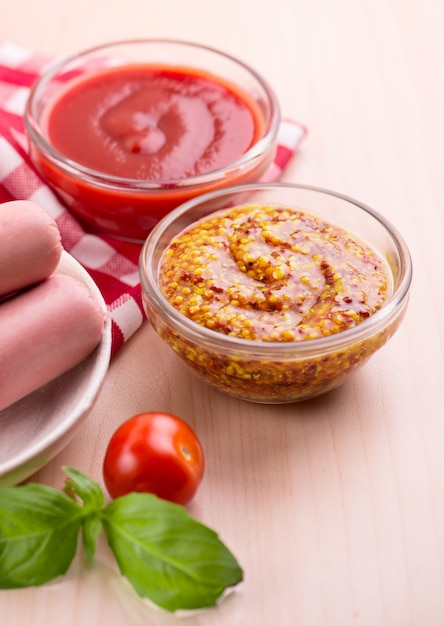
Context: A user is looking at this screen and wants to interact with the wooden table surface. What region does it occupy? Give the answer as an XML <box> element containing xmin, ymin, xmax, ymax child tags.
<box><xmin>1</xmin><ymin>1</ymin><xmax>444</xmax><ymax>624</ymax></box>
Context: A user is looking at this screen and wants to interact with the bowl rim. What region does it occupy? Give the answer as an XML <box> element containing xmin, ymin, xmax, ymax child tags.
<box><xmin>24</xmin><ymin>37</ymin><xmax>281</xmax><ymax>190</ymax></box>
<box><xmin>139</xmin><ymin>182</ymin><xmax>413</xmax><ymax>357</ymax></box>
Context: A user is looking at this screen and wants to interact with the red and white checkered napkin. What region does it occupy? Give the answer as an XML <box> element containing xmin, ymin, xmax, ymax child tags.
<box><xmin>0</xmin><ymin>42</ymin><xmax>307</xmax><ymax>356</ymax></box>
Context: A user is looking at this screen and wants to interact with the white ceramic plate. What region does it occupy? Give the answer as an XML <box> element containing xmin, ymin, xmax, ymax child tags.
<box><xmin>0</xmin><ymin>251</ymin><xmax>112</xmax><ymax>486</ymax></box>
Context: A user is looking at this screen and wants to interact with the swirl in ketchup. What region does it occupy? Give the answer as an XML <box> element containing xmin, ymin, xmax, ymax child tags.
<box><xmin>45</xmin><ymin>65</ymin><xmax>263</xmax><ymax>181</ymax></box>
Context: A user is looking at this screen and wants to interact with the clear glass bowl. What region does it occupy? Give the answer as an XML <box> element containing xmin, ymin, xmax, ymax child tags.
<box><xmin>139</xmin><ymin>183</ymin><xmax>412</xmax><ymax>404</ymax></box>
<box><xmin>25</xmin><ymin>39</ymin><xmax>280</xmax><ymax>241</ymax></box>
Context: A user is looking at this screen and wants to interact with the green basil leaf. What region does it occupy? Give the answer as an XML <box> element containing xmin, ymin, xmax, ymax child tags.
<box><xmin>82</xmin><ymin>515</ymin><xmax>102</xmax><ymax>565</ymax></box>
<box><xmin>0</xmin><ymin>484</ymin><xmax>84</xmax><ymax>588</ymax></box>
<box><xmin>101</xmin><ymin>493</ymin><xmax>243</xmax><ymax>612</ymax></box>
<box><xmin>63</xmin><ymin>466</ymin><xmax>104</xmax><ymax>511</ymax></box>
<box><xmin>62</xmin><ymin>467</ymin><xmax>104</xmax><ymax>564</ymax></box>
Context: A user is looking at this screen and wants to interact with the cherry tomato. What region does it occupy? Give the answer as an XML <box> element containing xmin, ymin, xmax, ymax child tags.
<box><xmin>103</xmin><ymin>412</ymin><xmax>204</xmax><ymax>505</ymax></box>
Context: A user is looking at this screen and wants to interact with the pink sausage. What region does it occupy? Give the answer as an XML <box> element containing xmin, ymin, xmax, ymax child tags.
<box><xmin>0</xmin><ymin>273</ymin><xmax>105</xmax><ymax>411</ymax></box>
<box><xmin>0</xmin><ymin>200</ymin><xmax>63</xmax><ymax>298</ymax></box>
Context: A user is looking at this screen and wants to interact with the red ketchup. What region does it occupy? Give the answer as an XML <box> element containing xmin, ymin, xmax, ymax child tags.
<box><xmin>34</xmin><ymin>64</ymin><xmax>271</xmax><ymax>240</ymax></box>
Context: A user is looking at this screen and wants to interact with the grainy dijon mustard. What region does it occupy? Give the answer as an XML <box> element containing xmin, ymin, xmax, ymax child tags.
<box><xmin>156</xmin><ymin>203</ymin><xmax>394</xmax><ymax>402</ymax></box>
<box><xmin>160</xmin><ymin>204</ymin><xmax>389</xmax><ymax>341</ymax></box>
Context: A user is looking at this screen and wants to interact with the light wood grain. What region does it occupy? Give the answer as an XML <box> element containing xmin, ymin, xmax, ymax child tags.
<box><xmin>1</xmin><ymin>1</ymin><xmax>444</xmax><ymax>624</ymax></box>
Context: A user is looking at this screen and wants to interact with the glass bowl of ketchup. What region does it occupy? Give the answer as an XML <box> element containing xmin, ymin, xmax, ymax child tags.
<box><xmin>25</xmin><ymin>39</ymin><xmax>280</xmax><ymax>241</ymax></box>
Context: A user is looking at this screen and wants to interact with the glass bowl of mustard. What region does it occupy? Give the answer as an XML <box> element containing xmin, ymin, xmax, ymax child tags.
<box><xmin>24</xmin><ymin>39</ymin><xmax>280</xmax><ymax>242</ymax></box>
<box><xmin>139</xmin><ymin>183</ymin><xmax>412</xmax><ymax>404</ymax></box>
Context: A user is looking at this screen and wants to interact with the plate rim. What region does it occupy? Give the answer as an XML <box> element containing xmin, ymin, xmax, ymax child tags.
<box><xmin>0</xmin><ymin>251</ymin><xmax>112</xmax><ymax>483</ymax></box>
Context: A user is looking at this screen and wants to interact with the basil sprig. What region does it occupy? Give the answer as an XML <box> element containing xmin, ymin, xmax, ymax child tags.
<box><xmin>0</xmin><ymin>467</ymin><xmax>243</xmax><ymax>612</ymax></box>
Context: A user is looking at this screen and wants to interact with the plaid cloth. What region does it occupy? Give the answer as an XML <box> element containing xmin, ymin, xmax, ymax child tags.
<box><xmin>0</xmin><ymin>42</ymin><xmax>307</xmax><ymax>356</ymax></box>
